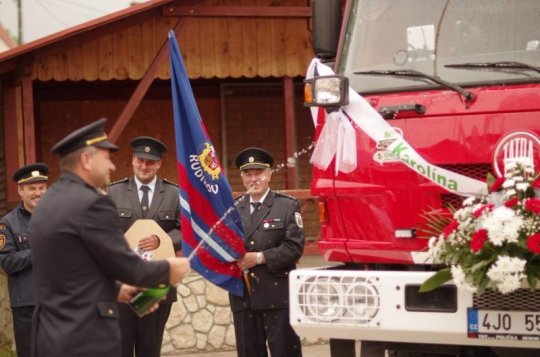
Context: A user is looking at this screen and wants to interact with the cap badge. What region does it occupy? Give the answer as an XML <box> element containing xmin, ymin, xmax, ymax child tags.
<box><xmin>248</xmin><ymin>157</ymin><xmax>254</xmax><ymax>163</ymax></box>
<box><xmin>144</xmin><ymin>146</ymin><xmax>151</xmax><ymax>153</ymax></box>
<box><xmin>31</xmin><ymin>171</ymin><xmax>39</xmax><ymax>177</ymax></box>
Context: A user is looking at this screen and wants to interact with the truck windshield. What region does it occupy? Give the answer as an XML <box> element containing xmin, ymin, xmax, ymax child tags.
<box><xmin>339</xmin><ymin>0</ymin><xmax>540</xmax><ymax>94</ymax></box>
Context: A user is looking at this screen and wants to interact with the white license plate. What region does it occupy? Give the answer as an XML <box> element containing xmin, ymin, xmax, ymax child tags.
<box><xmin>467</xmin><ymin>308</ymin><xmax>540</xmax><ymax>341</ymax></box>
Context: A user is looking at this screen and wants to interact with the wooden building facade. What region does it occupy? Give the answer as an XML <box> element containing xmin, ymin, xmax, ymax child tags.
<box><xmin>0</xmin><ymin>0</ymin><xmax>319</xmax><ymax>236</ymax></box>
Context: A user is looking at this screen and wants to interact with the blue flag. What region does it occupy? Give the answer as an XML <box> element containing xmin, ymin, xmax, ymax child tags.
<box><xmin>169</xmin><ymin>31</ymin><xmax>245</xmax><ymax>296</ymax></box>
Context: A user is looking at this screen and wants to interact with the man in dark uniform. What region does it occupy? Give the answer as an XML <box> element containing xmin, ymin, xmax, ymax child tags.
<box><xmin>29</xmin><ymin>118</ymin><xmax>190</xmax><ymax>357</ymax></box>
<box><xmin>229</xmin><ymin>147</ymin><xmax>305</xmax><ymax>357</ymax></box>
<box><xmin>107</xmin><ymin>136</ymin><xmax>181</xmax><ymax>357</ymax></box>
<box><xmin>0</xmin><ymin>163</ymin><xmax>48</xmax><ymax>357</ymax></box>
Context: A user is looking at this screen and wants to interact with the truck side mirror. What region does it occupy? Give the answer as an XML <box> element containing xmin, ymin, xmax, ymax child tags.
<box><xmin>311</xmin><ymin>0</ymin><xmax>342</xmax><ymax>59</ymax></box>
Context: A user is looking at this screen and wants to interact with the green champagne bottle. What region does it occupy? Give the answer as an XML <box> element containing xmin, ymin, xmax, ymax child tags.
<box><xmin>129</xmin><ymin>285</ymin><xmax>171</xmax><ymax>317</ymax></box>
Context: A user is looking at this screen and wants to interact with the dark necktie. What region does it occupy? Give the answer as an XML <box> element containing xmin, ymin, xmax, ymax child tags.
<box><xmin>250</xmin><ymin>202</ymin><xmax>261</xmax><ymax>225</ymax></box>
<box><xmin>141</xmin><ymin>185</ymin><xmax>150</xmax><ymax>217</ymax></box>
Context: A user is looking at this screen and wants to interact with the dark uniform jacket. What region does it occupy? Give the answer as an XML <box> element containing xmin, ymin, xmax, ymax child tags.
<box><xmin>29</xmin><ymin>172</ymin><xmax>170</xmax><ymax>357</ymax></box>
<box><xmin>229</xmin><ymin>190</ymin><xmax>304</xmax><ymax>312</ymax></box>
<box><xmin>107</xmin><ymin>176</ymin><xmax>181</xmax><ymax>303</ymax></box>
<box><xmin>0</xmin><ymin>203</ymin><xmax>35</xmax><ymax>307</ymax></box>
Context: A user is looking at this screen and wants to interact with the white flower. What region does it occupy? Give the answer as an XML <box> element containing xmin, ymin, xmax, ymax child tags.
<box><xmin>481</xmin><ymin>207</ymin><xmax>522</xmax><ymax>245</ymax></box>
<box><xmin>496</xmin><ymin>274</ymin><xmax>524</xmax><ymax>294</ymax></box>
<box><xmin>463</xmin><ymin>196</ymin><xmax>476</xmax><ymax>206</ymax></box>
<box><xmin>502</xmin><ymin>179</ymin><xmax>515</xmax><ymax>188</ymax></box>
<box><xmin>486</xmin><ymin>256</ymin><xmax>526</xmax><ymax>293</ymax></box>
<box><xmin>516</xmin><ymin>182</ymin><xmax>529</xmax><ymax>191</ymax></box>
<box><xmin>451</xmin><ymin>265</ymin><xmax>477</xmax><ymax>293</ymax></box>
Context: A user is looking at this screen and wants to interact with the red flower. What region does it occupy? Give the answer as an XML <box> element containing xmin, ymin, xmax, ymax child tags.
<box><xmin>470</xmin><ymin>229</ymin><xmax>488</xmax><ymax>252</ymax></box>
<box><xmin>504</xmin><ymin>197</ymin><xmax>519</xmax><ymax>208</ymax></box>
<box><xmin>443</xmin><ymin>220</ymin><xmax>459</xmax><ymax>238</ymax></box>
<box><xmin>489</xmin><ymin>177</ymin><xmax>505</xmax><ymax>193</ymax></box>
<box><xmin>532</xmin><ymin>177</ymin><xmax>540</xmax><ymax>189</ymax></box>
<box><xmin>473</xmin><ymin>204</ymin><xmax>494</xmax><ymax>218</ymax></box>
<box><xmin>525</xmin><ymin>198</ymin><xmax>540</xmax><ymax>214</ymax></box>
<box><xmin>526</xmin><ymin>233</ymin><xmax>540</xmax><ymax>254</ymax></box>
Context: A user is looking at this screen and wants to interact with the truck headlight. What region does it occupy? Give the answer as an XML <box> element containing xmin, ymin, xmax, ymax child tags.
<box><xmin>296</xmin><ymin>275</ymin><xmax>380</xmax><ymax>326</ymax></box>
<box><xmin>304</xmin><ymin>75</ymin><xmax>349</xmax><ymax>107</ymax></box>
<box><xmin>303</xmin><ymin>277</ymin><xmax>344</xmax><ymax>321</ymax></box>
<box><xmin>346</xmin><ymin>281</ymin><xmax>380</xmax><ymax>321</ymax></box>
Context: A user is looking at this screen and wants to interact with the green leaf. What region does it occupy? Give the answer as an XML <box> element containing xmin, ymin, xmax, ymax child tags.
<box><xmin>470</xmin><ymin>257</ymin><xmax>495</xmax><ymax>272</ymax></box>
<box><xmin>526</xmin><ymin>274</ymin><xmax>537</xmax><ymax>290</ymax></box>
<box><xmin>420</xmin><ymin>268</ymin><xmax>452</xmax><ymax>293</ymax></box>
<box><xmin>486</xmin><ymin>172</ymin><xmax>496</xmax><ymax>189</ymax></box>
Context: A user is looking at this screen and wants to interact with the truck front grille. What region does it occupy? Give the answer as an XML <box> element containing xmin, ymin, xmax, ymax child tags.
<box><xmin>440</xmin><ymin>164</ymin><xmax>491</xmax><ymax>209</ymax></box>
<box><xmin>473</xmin><ymin>288</ymin><xmax>540</xmax><ymax>311</ymax></box>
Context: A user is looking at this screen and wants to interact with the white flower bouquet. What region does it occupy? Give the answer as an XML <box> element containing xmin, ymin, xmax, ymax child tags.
<box><xmin>421</xmin><ymin>159</ymin><xmax>540</xmax><ymax>294</ymax></box>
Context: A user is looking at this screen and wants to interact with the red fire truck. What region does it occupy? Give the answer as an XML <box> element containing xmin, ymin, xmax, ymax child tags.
<box><xmin>290</xmin><ymin>1</ymin><xmax>540</xmax><ymax>356</ymax></box>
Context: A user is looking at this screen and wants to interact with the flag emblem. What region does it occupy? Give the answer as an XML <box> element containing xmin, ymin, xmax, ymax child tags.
<box><xmin>199</xmin><ymin>143</ymin><xmax>221</xmax><ymax>180</ymax></box>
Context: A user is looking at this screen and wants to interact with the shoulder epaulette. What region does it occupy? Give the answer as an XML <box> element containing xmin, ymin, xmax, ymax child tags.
<box><xmin>108</xmin><ymin>177</ymin><xmax>129</xmax><ymax>186</ymax></box>
<box><xmin>234</xmin><ymin>193</ymin><xmax>245</xmax><ymax>202</ymax></box>
<box><xmin>274</xmin><ymin>191</ymin><xmax>296</xmax><ymax>201</ymax></box>
<box><xmin>163</xmin><ymin>178</ymin><xmax>179</xmax><ymax>187</ymax></box>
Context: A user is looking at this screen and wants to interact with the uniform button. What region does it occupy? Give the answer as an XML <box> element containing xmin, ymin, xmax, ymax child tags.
<box><xmin>274</xmin><ymin>282</ymin><xmax>278</xmax><ymax>285</ymax></box>
<box><xmin>249</xmin><ymin>241</ymin><xmax>254</xmax><ymax>245</ymax></box>
<box><xmin>108</xmin><ymin>309</ymin><xmax>114</xmax><ymax>315</ymax></box>
<box><xmin>166</xmin><ymin>216</ymin><xmax>169</xmax><ymax>219</ymax></box>
<box><xmin>250</xmin><ymin>273</ymin><xmax>255</xmax><ymax>277</ymax></box>
<box><xmin>120</xmin><ymin>213</ymin><xmax>125</xmax><ymax>216</ymax></box>
<box><xmin>159</xmin><ymin>284</ymin><xmax>166</xmax><ymax>288</ymax></box>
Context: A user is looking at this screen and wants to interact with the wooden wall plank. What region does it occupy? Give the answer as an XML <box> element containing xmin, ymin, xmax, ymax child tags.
<box><xmin>82</xmin><ymin>38</ymin><xmax>99</xmax><ymax>81</ymax></box>
<box><xmin>141</xmin><ymin>19</ymin><xmax>157</xmax><ymax>72</ymax></box>
<box><xmin>242</xmin><ymin>17</ymin><xmax>258</xmax><ymax>78</ymax></box>
<box><xmin>112</xmin><ymin>29</ymin><xmax>130</xmax><ymax>80</ymax></box>
<box><xmin>67</xmin><ymin>44</ymin><xmax>84</xmax><ymax>81</ymax></box>
<box><xmin>256</xmin><ymin>18</ymin><xmax>272</xmax><ymax>77</ymax></box>
<box><xmin>182</xmin><ymin>17</ymin><xmax>202</xmax><ymax>79</ymax></box>
<box><xmin>199</xmin><ymin>18</ymin><xmax>216</xmax><ymax>78</ymax></box>
<box><xmin>2</xmin><ymin>82</ymin><xmax>21</xmax><ymax>204</ymax></box>
<box><xmin>214</xmin><ymin>18</ymin><xmax>230</xmax><ymax>78</ymax></box>
<box><xmin>52</xmin><ymin>51</ymin><xmax>69</xmax><ymax>81</ymax></box>
<box><xmin>271</xmin><ymin>18</ymin><xmax>287</xmax><ymax>77</ymax></box>
<box><xmin>34</xmin><ymin>55</ymin><xmax>52</xmax><ymax>81</ymax></box>
<box><xmin>21</xmin><ymin>73</ymin><xmax>36</xmax><ymax>163</ymax></box>
<box><xmin>227</xmin><ymin>18</ymin><xmax>244</xmax><ymax>78</ymax></box>
<box><xmin>98</xmin><ymin>34</ymin><xmax>114</xmax><ymax>80</ymax></box>
<box><xmin>127</xmin><ymin>24</ymin><xmax>145</xmax><ymax>80</ymax></box>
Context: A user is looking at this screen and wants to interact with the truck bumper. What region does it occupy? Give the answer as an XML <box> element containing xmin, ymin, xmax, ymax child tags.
<box><xmin>289</xmin><ymin>269</ymin><xmax>540</xmax><ymax>349</ymax></box>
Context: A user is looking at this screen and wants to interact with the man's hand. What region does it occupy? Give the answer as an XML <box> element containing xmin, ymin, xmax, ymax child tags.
<box><xmin>167</xmin><ymin>257</ymin><xmax>190</xmax><ymax>287</ymax></box>
<box><xmin>237</xmin><ymin>252</ymin><xmax>258</xmax><ymax>270</ymax></box>
<box><xmin>138</xmin><ymin>234</ymin><xmax>160</xmax><ymax>251</ymax></box>
<box><xmin>117</xmin><ymin>284</ymin><xmax>140</xmax><ymax>303</ymax></box>
<box><xmin>117</xmin><ymin>284</ymin><xmax>160</xmax><ymax>315</ymax></box>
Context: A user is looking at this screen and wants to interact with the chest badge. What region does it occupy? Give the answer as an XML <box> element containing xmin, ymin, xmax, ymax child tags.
<box><xmin>263</xmin><ymin>222</ymin><xmax>269</xmax><ymax>228</ymax></box>
<box><xmin>295</xmin><ymin>212</ymin><xmax>304</xmax><ymax>228</ymax></box>
<box><xmin>0</xmin><ymin>234</ymin><xmax>5</xmax><ymax>250</ymax></box>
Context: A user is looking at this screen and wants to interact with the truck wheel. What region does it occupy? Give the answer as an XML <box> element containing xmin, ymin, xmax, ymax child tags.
<box><xmin>330</xmin><ymin>338</ymin><xmax>356</xmax><ymax>357</ymax></box>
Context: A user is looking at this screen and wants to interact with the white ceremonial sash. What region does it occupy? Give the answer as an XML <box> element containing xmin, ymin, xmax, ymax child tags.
<box><xmin>306</xmin><ymin>58</ymin><xmax>486</xmax><ymax>196</ymax></box>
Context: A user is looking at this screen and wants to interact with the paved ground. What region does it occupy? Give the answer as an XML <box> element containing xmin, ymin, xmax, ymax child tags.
<box><xmin>170</xmin><ymin>342</ymin><xmax>330</xmax><ymax>356</ymax></box>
